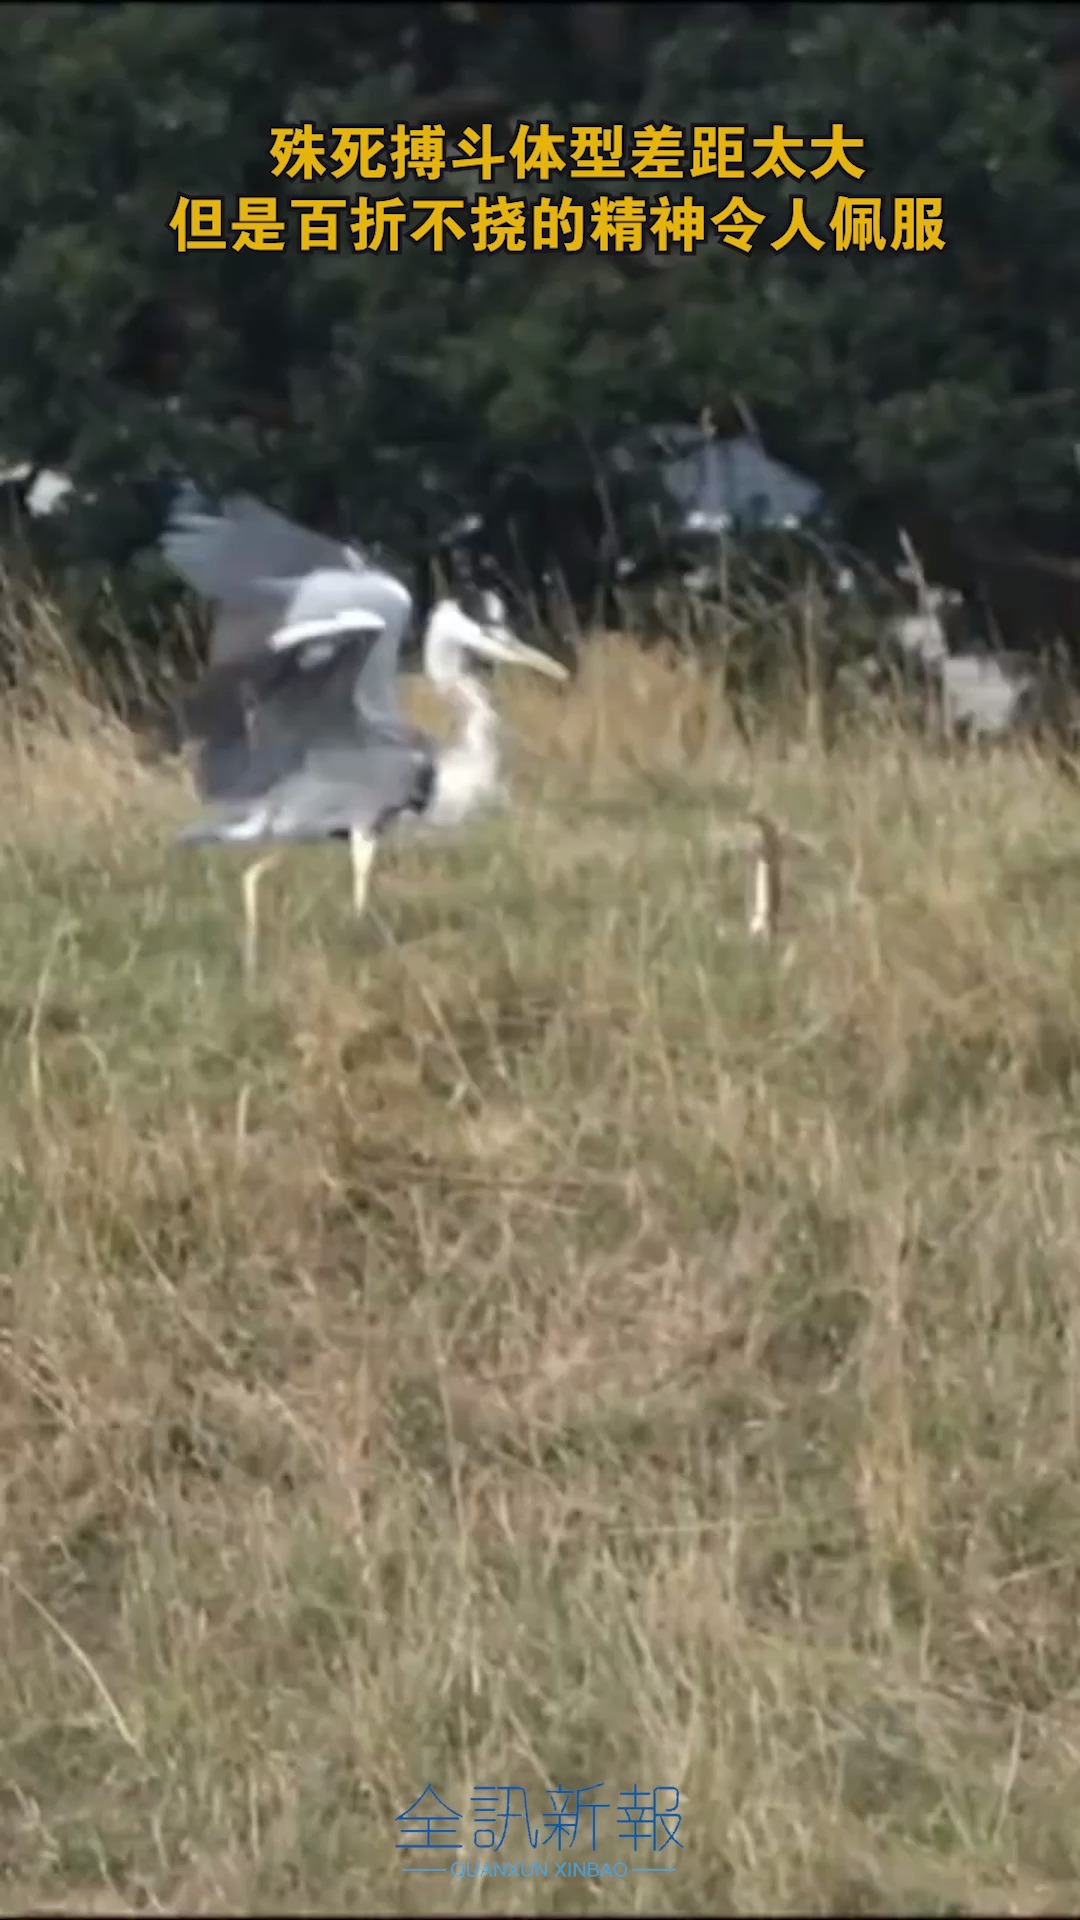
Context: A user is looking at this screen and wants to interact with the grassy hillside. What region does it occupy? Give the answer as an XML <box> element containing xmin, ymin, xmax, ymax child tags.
<box><xmin>3</xmin><ymin>621</ymin><xmax>1080</xmax><ymax>1914</ymax></box>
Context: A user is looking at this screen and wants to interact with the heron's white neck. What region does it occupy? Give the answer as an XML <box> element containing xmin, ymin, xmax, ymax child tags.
<box><xmin>427</xmin><ymin>669</ymin><xmax>501</xmax><ymax>828</ymax></box>
<box><xmin>424</xmin><ymin>601</ymin><xmax>471</xmax><ymax>692</ymax></box>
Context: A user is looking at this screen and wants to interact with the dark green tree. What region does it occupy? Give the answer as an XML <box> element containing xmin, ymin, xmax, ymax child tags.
<box><xmin>0</xmin><ymin>1</ymin><xmax>1075</xmax><ymax>632</ymax></box>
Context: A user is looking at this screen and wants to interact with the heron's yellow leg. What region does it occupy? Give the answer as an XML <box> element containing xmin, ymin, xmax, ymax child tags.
<box><xmin>241</xmin><ymin>852</ymin><xmax>281</xmax><ymax>982</ymax></box>
<box><xmin>349</xmin><ymin>831</ymin><xmax>377</xmax><ymax>918</ymax></box>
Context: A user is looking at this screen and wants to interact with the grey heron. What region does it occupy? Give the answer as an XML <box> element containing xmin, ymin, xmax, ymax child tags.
<box><xmin>161</xmin><ymin>491</ymin><xmax>568</xmax><ymax>977</ymax></box>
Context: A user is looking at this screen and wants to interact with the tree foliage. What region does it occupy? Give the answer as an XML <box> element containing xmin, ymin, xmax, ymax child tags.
<box><xmin>0</xmin><ymin>2</ymin><xmax>1076</xmax><ymax>612</ymax></box>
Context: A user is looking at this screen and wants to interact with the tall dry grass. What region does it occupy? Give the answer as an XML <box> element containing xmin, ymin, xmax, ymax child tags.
<box><xmin>3</xmin><ymin>607</ymin><xmax>1080</xmax><ymax>1914</ymax></box>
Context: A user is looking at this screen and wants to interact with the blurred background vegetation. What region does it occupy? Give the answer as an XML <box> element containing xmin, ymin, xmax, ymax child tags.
<box><xmin>1</xmin><ymin>1</ymin><xmax>1078</xmax><ymax>658</ymax></box>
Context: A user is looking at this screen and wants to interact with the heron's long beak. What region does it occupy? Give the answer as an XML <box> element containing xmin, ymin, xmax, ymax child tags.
<box><xmin>473</xmin><ymin>628</ymin><xmax>569</xmax><ymax>681</ymax></box>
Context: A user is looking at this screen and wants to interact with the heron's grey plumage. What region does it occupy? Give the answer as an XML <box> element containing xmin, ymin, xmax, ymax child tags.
<box><xmin>163</xmin><ymin>490</ymin><xmax>407</xmax><ymax>693</ymax></box>
<box><xmin>178</xmin><ymin>626</ymin><xmax>435</xmax><ymax>845</ymax></box>
<box><xmin>165</xmin><ymin>493</ymin><xmax>364</xmax><ymax>615</ymax></box>
<box><xmin>161</xmin><ymin>486</ymin><xmax>568</xmax><ymax>978</ymax></box>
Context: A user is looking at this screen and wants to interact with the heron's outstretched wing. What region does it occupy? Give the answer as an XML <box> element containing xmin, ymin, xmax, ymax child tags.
<box><xmin>176</xmin><ymin>731</ymin><xmax>434</xmax><ymax>847</ymax></box>
<box><xmin>182</xmin><ymin>628</ymin><xmax>427</xmax><ymax>804</ymax></box>
<box><xmin>252</xmin><ymin>731</ymin><xmax>436</xmax><ymax>842</ymax></box>
<box><xmin>163</xmin><ymin>491</ymin><xmax>367</xmax><ymax>600</ymax></box>
<box><xmin>224</xmin><ymin>493</ymin><xmax>369</xmax><ymax>573</ymax></box>
<box><xmin>161</xmin><ymin>491</ymin><xmax>414</xmax><ymax>682</ymax></box>
<box><xmin>178</xmin><ymin>644</ymin><xmax>434</xmax><ymax>846</ymax></box>
<box><xmin>352</xmin><ymin>620</ymin><xmax>414</xmax><ymax>723</ymax></box>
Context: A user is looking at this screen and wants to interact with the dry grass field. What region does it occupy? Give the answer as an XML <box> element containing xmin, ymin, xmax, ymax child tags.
<box><xmin>4</xmin><ymin>612</ymin><xmax>1080</xmax><ymax>1914</ymax></box>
